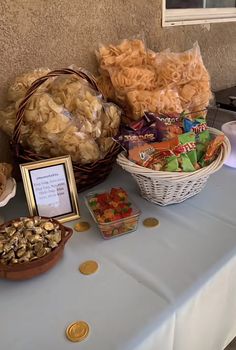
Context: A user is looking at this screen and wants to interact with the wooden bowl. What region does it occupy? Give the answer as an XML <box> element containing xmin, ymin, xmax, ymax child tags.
<box><xmin>0</xmin><ymin>216</ymin><xmax>73</xmax><ymax>280</ymax></box>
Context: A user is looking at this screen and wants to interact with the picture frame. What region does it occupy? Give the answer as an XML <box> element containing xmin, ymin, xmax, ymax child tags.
<box><xmin>20</xmin><ymin>156</ymin><xmax>80</xmax><ymax>223</ymax></box>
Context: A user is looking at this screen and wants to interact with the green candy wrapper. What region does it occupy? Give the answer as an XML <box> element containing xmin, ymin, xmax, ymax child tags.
<box><xmin>196</xmin><ymin>130</ymin><xmax>210</xmax><ymax>161</ymax></box>
<box><xmin>164</xmin><ymin>155</ymin><xmax>180</xmax><ymax>172</ymax></box>
<box><xmin>175</xmin><ymin>132</ymin><xmax>197</xmax><ymax>171</ymax></box>
<box><xmin>183</xmin><ymin>117</ymin><xmax>210</xmax><ymax>161</ymax></box>
<box><xmin>155</xmin><ymin>132</ymin><xmax>197</xmax><ymax>172</ymax></box>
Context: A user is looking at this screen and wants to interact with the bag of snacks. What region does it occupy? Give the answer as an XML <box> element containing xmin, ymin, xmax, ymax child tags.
<box><xmin>114</xmin><ymin>113</ymin><xmax>164</xmax><ymax>150</ymax></box>
<box><xmin>114</xmin><ymin>111</ymin><xmax>184</xmax><ymax>151</ymax></box>
<box><xmin>199</xmin><ymin>135</ymin><xmax>224</xmax><ymax>167</ymax></box>
<box><xmin>183</xmin><ymin>116</ymin><xmax>210</xmax><ymax>161</ymax></box>
<box><xmin>96</xmin><ymin>39</ymin><xmax>212</xmax><ymax>122</ymax></box>
<box><xmin>114</xmin><ymin>107</ymin><xmax>228</xmax><ymax>173</ymax></box>
<box><xmin>0</xmin><ymin>68</ymin><xmax>122</xmax><ymax>164</ymax></box>
<box><xmin>154</xmin><ymin>43</ymin><xmax>211</xmax><ymax>115</ymax></box>
<box><xmin>128</xmin><ymin>131</ymin><xmax>197</xmax><ymax>172</ymax></box>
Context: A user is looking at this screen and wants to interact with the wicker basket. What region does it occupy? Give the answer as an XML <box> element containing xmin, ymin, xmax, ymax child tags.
<box><xmin>117</xmin><ymin>127</ymin><xmax>231</xmax><ymax>206</ymax></box>
<box><xmin>11</xmin><ymin>68</ymin><xmax>120</xmax><ymax>192</ymax></box>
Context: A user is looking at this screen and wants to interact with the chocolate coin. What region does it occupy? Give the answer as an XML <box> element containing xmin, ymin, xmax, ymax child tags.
<box><xmin>74</xmin><ymin>221</ymin><xmax>90</xmax><ymax>232</ymax></box>
<box><xmin>143</xmin><ymin>217</ymin><xmax>160</xmax><ymax>228</ymax></box>
<box><xmin>79</xmin><ymin>260</ymin><xmax>99</xmax><ymax>275</ymax></box>
<box><xmin>66</xmin><ymin>321</ymin><xmax>89</xmax><ymax>342</ymax></box>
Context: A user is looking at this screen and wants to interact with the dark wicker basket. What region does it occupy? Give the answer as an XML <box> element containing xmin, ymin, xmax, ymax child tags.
<box><xmin>11</xmin><ymin>68</ymin><xmax>120</xmax><ymax>192</ymax></box>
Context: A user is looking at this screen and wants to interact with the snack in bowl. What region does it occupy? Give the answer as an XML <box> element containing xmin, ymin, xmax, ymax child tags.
<box><xmin>85</xmin><ymin>188</ymin><xmax>141</xmax><ymax>239</ymax></box>
<box><xmin>0</xmin><ymin>216</ymin><xmax>73</xmax><ymax>280</ymax></box>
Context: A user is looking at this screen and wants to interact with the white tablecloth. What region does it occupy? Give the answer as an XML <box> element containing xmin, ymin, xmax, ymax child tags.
<box><xmin>1</xmin><ymin>165</ymin><xmax>236</xmax><ymax>350</ymax></box>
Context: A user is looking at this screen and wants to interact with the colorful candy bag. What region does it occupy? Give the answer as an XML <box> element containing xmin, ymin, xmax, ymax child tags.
<box><xmin>174</xmin><ymin>132</ymin><xmax>197</xmax><ymax>171</ymax></box>
<box><xmin>114</xmin><ymin>112</ymin><xmax>183</xmax><ymax>151</ymax></box>
<box><xmin>129</xmin><ymin>131</ymin><xmax>197</xmax><ymax>172</ymax></box>
<box><xmin>114</xmin><ymin>113</ymin><xmax>164</xmax><ymax>150</ymax></box>
<box><xmin>183</xmin><ymin>117</ymin><xmax>210</xmax><ymax>161</ymax></box>
<box><xmin>199</xmin><ymin>135</ymin><xmax>224</xmax><ymax>167</ymax></box>
<box><xmin>150</xmin><ymin>112</ymin><xmax>183</xmax><ymax>140</ymax></box>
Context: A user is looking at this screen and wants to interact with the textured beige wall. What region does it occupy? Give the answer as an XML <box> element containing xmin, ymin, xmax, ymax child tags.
<box><xmin>0</xmin><ymin>0</ymin><xmax>236</xmax><ymax>160</ymax></box>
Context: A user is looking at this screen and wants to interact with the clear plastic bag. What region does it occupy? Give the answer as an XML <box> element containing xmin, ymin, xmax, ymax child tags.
<box><xmin>7</xmin><ymin>68</ymin><xmax>51</xmax><ymax>102</ymax></box>
<box><xmin>154</xmin><ymin>43</ymin><xmax>212</xmax><ymax>113</ymax></box>
<box><xmin>96</xmin><ymin>40</ymin><xmax>212</xmax><ymax>122</ymax></box>
<box><xmin>0</xmin><ymin>68</ymin><xmax>121</xmax><ymax>164</ymax></box>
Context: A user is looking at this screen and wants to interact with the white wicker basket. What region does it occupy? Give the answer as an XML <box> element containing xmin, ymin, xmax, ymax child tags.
<box><xmin>117</xmin><ymin>127</ymin><xmax>231</xmax><ymax>206</ymax></box>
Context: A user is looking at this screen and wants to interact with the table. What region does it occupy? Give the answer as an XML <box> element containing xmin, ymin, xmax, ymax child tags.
<box><xmin>1</xmin><ymin>165</ymin><xmax>236</xmax><ymax>350</ymax></box>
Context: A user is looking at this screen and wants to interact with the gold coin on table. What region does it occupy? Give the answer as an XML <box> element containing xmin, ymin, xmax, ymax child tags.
<box><xmin>66</xmin><ymin>321</ymin><xmax>90</xmax><ymax>342</ymax></box>
<box><xmin>74</xmin><ymin>221</ymin><xmax>91</xmax><ymax>232</ymax></box>
<box><xmin>79</xmin><ymin>260</ymin><xmax>99</xmax><ymax>275</ymax></box>
<box><xmin>143</xmin><ymin>217</ymin><xmax>160</xmax><ymax>228</ymax></box>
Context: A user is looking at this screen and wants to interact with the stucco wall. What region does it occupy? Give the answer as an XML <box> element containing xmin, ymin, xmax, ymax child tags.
<box><xmin>0</xmin><ymin>0</ymin><xmax>236</xmax><ymax>160</ymax></box>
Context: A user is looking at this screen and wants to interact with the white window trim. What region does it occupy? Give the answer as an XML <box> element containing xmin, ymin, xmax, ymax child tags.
<box><xmin>162</xmin><ymin>0</ymin><xmax>236</xmax><ymax>26</ymax></box>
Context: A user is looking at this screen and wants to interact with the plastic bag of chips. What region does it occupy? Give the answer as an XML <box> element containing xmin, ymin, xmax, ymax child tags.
<box><xmin>183</xmin><ymin>116</ymin><xmax>210</xmax><ymax>161</ymax></box>
<box><xmin>128</xmin><ymin>131</ymin><xmax>197</xmax><ymax>172</ymax></box>
<box><xmin>97</xmin><ymin>40</ymin><xmax>212</xmax><ymax>122</ymax></box>
<box><xmin>114</xmin><ymin>112</ymin><xmax>183</xmax><ymax>152</ymax></box>
<box><xmin>0</xmin><ymin>68</ymin><xmax>122</xmax><ymax>164</ymax></box>
<box><xmin>199</xmin><ymin>135</ymin><xmax>224</xmax><ymax>167</ymax></box>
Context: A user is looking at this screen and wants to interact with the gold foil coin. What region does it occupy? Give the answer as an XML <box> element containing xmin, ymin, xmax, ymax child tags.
<box><xmin>79</xmin><ymin>260</ymin><xmax>99</xmax><ymax>275</ymax></box>
<box><xmin>74</xmin><ymin>221</ymin><xmax>91</xmax><ymax>232</ymax></box>
<box><xmin>66</xmin><ymin>321</ymin><xmax>90</xmax><ymax>342</ymax></box>
<box><xmin>143</xmin><ymin>217</ymin><xmax>160</xmax><ymax>228</ymax></box>
<box><xmin>44</xmin><ymin>222</ymin><xmax>54</xmax><ymax>231</ymax></box>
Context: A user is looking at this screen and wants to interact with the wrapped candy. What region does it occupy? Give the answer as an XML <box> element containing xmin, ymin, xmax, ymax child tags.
<box><xmin>183</xmin><ymin>117</ymin><xmax>210</xmax><ymax>160</ymax></box>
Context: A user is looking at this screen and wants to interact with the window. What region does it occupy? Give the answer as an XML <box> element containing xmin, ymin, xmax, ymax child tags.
<box><xmin>162</xmin><ymin>0</ymin><xmax>236</xmax><ymax>26</ymax></box>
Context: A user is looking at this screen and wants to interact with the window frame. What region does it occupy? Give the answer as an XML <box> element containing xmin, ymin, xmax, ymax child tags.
<box><xmin>162</xmin><ymin>0</ymin><xmax>236</xmax><ymax>26</ymax></box>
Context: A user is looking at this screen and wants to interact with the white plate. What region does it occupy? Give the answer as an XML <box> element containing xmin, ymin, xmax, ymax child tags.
<box><xmin>0</xmin><ymin>178</ymin><xmax>17</xmax><ymax>207</ymax></box>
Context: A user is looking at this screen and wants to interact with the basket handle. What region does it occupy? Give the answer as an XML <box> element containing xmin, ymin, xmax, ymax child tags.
<box><xmin>12</xmin><ymin>68</ymin><xmax>101</xmax><ymax>151</ymax></box>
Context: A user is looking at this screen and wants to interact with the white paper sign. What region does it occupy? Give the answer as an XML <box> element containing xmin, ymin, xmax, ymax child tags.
<box><xmin>29</xmin><ymin>164</ymin><xmax>72</xmax><ymax>217</ymax></box>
